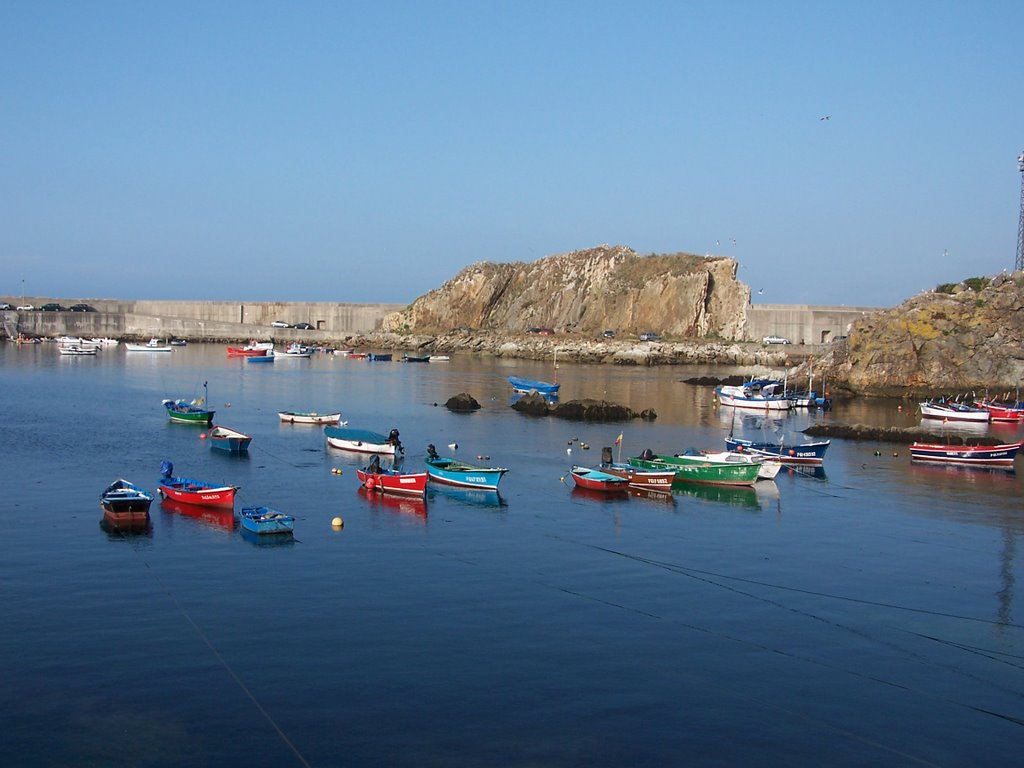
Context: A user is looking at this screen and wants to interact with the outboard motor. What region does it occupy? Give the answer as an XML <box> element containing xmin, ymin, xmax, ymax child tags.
<box><xmin>601</xmin><ymin>446</ymin><xmax>613</xmax><ymax>464</ymax></box>
<box><xmin>387</xmin><ymin>428</ymin><xmax>404</xmax><ymax>455</ymax></box>
<box><xmin>160</xmin><ymin>459</ymin><xmax>174</xmax><ymax>478</ymax></box>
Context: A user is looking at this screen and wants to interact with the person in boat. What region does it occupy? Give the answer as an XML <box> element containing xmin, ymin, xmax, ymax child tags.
<box><xmin>367</xmin><ymin>454</ymin><xmax>382</xmax><ymax>474</ymax></box>
<box><xmin>640</xmin><ymin>448</ymin><xmax>655</xmax><ymax>460</ymax></box>
<box><xmin>426</xmin><ymin>443</ymin><xmax>439</xmax><ymax>460</ymax></box>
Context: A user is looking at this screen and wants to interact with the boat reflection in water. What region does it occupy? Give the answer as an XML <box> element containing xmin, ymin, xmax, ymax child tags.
<box><xmin>357</xmin><ymin>486</ymin><xmax>427</xmax><ymax>521</ymax></box>
<box><xmin>99</xmin><ymin>517</ymin><xmax>152</xmax><ymax>537</ymax></box>
<box><xmin>428</xmin><ymin>485</ymin><xmax>507</xmax><ymax>508</ymax></box>
<box><xmin>240</xmin><ymin>527</ymin><xmax>297</xmax><ymax>547</ymax></box>
<box><xmin>158</xmin><ymin>497</ymin><xmax>237</xmax><ymax>532</ymax></box>
<box><xmin>627</xmin><ymin>486</ymin><xmax>677</xmax><ymax>506</ymax></box>
<box><xmin>671</xmin><ymin>481</ymin><xmax>761</xmax><ymax>510</ymax></box>
<box><xmin>570</xmin><ymin>485</ymin><xmax>630</xmax><ymax>504</ymax></box>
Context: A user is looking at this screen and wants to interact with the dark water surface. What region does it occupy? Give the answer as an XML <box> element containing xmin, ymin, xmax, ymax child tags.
<box><xmin>3</xmin><ymin>343</ymin><xmax>1022</xmax><ymax>767</ymax></box>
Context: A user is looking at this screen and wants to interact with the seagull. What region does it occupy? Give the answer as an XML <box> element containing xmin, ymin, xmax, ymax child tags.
<box><xmin>819</xmin><ymin>115</ymin><xmax>830</xmax><ymax>121</ymax></box>
<box><xmin>567</xmin><ymin>447</ymin><xmax>572</xmax><ymax>456</ymax></box>
<box><xmin>758</xmin><ymin>288</ymin><xmax>764</xmax><ymax>295</ymax></box>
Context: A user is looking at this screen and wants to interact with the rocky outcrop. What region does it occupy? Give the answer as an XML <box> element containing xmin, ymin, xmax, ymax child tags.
<box><xmin>806</xmin><ymin>273</ymin><xmax>1024</xmax><ymax>396</ymax></box>
<box><xmin>511</xmin><ymin>394</ymin><xmax>654</xmax><ymax>421</ymax></box>
<box><xmin>445</xmin><ymin>393</ymin><xmax>481</xmax><ymax>412</ymax></box>
<box><xmin>382</xmin><ymin>245</ymin><xmax>751</xmax><ymax>340</ymax></box>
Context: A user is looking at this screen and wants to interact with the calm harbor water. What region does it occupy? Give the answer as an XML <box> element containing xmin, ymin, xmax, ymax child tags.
<box><xmin>3</xmin><ymin>342</ymin><xmax>1023</xmax><ymax>767</ymax></box>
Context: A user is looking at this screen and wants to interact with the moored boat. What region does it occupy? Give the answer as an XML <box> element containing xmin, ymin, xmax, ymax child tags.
<box><xmin>402</xmin><ymin>354</ymin><xmax>431</xmax><ymax>363</ymax></box>
<box><xmin>163</xmin><ymin>383</ymin><xmax>215</xmax><ymax>424</ymax></box>
<box><xmin>597</xmin><ymin>448</ymin><xmax>676</xmax><ymax>490</ymax></box>
<box><xmin>246</xmin><ymin>354</ymin><xmax>274</xmax><ymax>363</ymax></box>
<box><xmin>157</xmin><ymin>461</ymin><xmax>237</xmax><ymax>508</ymax></box>
<box><xmin>207</xmin><ymin>424</ymin><xmax>252</xmax><ymax>453</ymax></box>
<box><xmin>909</xmin><ymin>441</ymin><xmax>1022</xmax><ymax>468</ymax></box>
<box><xmin>275</xmin><ymin>343</ymin><xmax>312</xmax><ymax>358</ymax></box>
<box><xmin>367</xmin><ymin>353</ymin><xmax>393</xmax><ymax>361</ymax></box>
<box><xmin>629</xmin><ymin>449</ymin><xmax>762</xmax><ymax>486</ymax></box>
<box><xmin>227</xmin><ymin>341</ymin><xmax>273</xmax><ymax>357</ymax></box>
<box><xmin>973</xmin><ymin>400</ymin><xmax>1023</xmax><ymax>423</ymax></box>
<box><xmin>125</xmin><ymin>338</ymin><xmax>173</xmax><ymax>352</ymax></box>
<box><xmin>278</xmin><ymin>410</ymin><xmax>344</xmax><ymax>425</ymax></box>
<box><xmin>58</xmin><ymin>344</ymin><xmax>98</xmax><ymax>356</ymax></box>
<box><xmin>100</xmin><ymin>479</ymin><xmax>153</xmax><ymax>527</ymax></box>
<box><xmin>424</xmin><ymin>446</ymin><xmax>508</xmax><ymax>490</ymax></box>
<box><xmin>919</xmin><ymin>400</ymin><xmax>990</xmax><ymax>423</ymax></box>
<box><xmin>725</xmin><ymin>436</ymin><xmax>831</xmax><ymax>465</ymax></box>
<box><xmin>508</xmin><ymin>376</ymin><xmax>560</xmax><ymax>395</ymax></box>
<box><xmin>238</xmin><ymin>506</ymin><xmax>295</xmax><ymax>535</ymax></box>
<box><xmin>570</xmin><ymin>465</ymin><xmax>630</xmax><ymax>493</ymax></box>
<box><xmin>356</xmin><ymin>455</ymin><xmax>427</xmax><ymax>497</ymax></box>
<box><xmin>714</xmin><ymin>379</ymin><xmax>792</xmax><ymax>411</ymax></box>
<box><xmin>325</xmin><ymin>426</ymin><xmax>404</xmax><ymax>456</ymax></box>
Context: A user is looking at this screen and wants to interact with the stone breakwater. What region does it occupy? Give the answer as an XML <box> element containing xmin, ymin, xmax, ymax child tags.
<box><xmin>360</xmin><ymin>330</ymin><xmax>817</xmax><ymax>367</ymax></box>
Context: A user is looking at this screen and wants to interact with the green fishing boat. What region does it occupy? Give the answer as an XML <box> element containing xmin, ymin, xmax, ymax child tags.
<box><xmin>162</xmin><ymin>382</ymin><xmax>215</xmax><ymax>425</ymax></box>
<box><xmin>628</xmin><ymin>449</ymin><xmax>761</xmax><ymax>486</ymax></box>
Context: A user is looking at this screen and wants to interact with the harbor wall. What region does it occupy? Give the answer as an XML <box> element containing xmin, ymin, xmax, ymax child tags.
<box><xmin>4</xmin><ymin>297</ymin><xmax>883</xmax><ymax>345</ymax></box>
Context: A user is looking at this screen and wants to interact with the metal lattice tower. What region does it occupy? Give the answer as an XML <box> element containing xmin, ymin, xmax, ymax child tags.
<box><xmin>1017</xmin><ymin>151</ymin><xmax>1024</xmax><ymax>272</ymax></box>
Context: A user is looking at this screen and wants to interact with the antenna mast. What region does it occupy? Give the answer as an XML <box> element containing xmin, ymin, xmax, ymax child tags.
<box><xmin>1017</xmin><ymin>151</ymin><xmax>1024</xmax><ymax>272</ymax></box>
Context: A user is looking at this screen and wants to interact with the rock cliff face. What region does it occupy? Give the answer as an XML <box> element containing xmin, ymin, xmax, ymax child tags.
<box><xmin>812</xmin><ymin>273</ymin><xmax>1024</xmax><ymax>396</ymax></box>
<box><xmin>382</xmin><ymin>245</ymin><xmax>751</xmax><ymax>340</ymax></box>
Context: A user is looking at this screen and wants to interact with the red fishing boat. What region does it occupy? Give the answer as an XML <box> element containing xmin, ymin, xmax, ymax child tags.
<box><xmin>157</xmin><ymin>460</ymin><xmax>238</xmax><ymax>508</ymax></box>
<box><xmin>973</xmin><ymin>400</ymin><xmax>1023</xmax><ymax>423</ymax></box>
<box><xmin>356</xmin><ymin>455</ymin><xmax>427</xmax><ymax>497</ymax></box>
<box><xmin>227</xmin><ymin>341</ymin><xmax>273</xmax><ymax>357</ymax></box>
<box><xmin>569</xmin><ymin>465</ymin><xmax>630</xmax><ymax>493</ymax></box>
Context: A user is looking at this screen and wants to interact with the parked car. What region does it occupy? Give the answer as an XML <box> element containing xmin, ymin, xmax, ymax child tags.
<box><xmin>293</xmin><ymin>322</ymin><xmax>314</xmax><ymax>330</ymax></box>
<box><xmin>271</xmin><ymin>320</ymin><xmax>291</xmax><ymax>328</ymax></box>
<box><xmin>40</xmin><ymin>303</ymin><xmax>67</xmax><ymax>312</ymax></box>
<box><xmin>17</xmin><ymin>304</ymin><xmax>34</xmax><ymax>311</ymax></box>
<box><xmin>762</xmin><ymin>335</ymin><xmax>791</xmax><ymax>345</ymax></box>
<box><xmin>0</xmin><ymin>302</ymin><xmax>12</xmax><ymax>310</ymax></box>
<box><xmin>69</xmin><ymin>304</ymin><xmax>96</xmax><ymax>312</ymax></box>
<box><xmin>639</xmin><ymin>332</ymin><xmax>661</xmax><ymax>342</ymax></box>
<box><xmin>602</xmin><ymin>330</ymin><xmax>616</xmax><ymax>338</ymax></box>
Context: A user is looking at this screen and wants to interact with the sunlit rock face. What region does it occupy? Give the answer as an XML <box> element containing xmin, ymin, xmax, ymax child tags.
<box><xmin>812</xmin><ymin>273</ymin><xmax>1024</xmax><ymax>396</ymax></box>
<box><xmin>381</xmin><ymin>245</ymin><xmax>751</xmax><ymax>341</ymax></box>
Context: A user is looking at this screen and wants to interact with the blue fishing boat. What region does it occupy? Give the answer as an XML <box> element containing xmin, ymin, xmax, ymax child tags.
<box><xmin>508</xmin><ymin>376</ymin><xmax>560</xmax><ymax>395</ymax></box>
<box><xmin>424</xmin><ymin>445</ymin><xmax>508</xmax><ymax>490</ymax></box>
<box><xmin>207</xmin><ymin>424</ymin><xmax>253</xmax><ymax>453</ymax></box>
<box><xmin>367</xmin><ymin>353</ymin><xmax>393</xmax><ymax>361</ymax></box>
<box><xmin>246</xmin><ymin>354</ymin><xmax>274</xmax><ymax>364</ymax></box>
<box><xmin>725</xmin><ymin>436</ymin><xmax>831</xmax><ymax>466</ymax></box>
<box><xmin>238</xmin><ymin>506</ymin><xmax>295</xmax><ymax>535</ymax></box>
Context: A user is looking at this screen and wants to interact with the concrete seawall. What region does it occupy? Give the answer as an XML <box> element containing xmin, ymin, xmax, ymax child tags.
<box><xmin>3</xmin><ymin>297</ymin><xmax>882</xmax><ymax>345</ymax></box>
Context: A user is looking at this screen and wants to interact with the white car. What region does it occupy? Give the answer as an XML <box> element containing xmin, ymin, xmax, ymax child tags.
<box><xmin>762</xmin><ymin>335</ymin><xmax>791</xmax><ymax>345</ymax></box>
<box><xmin>271</xmin><ymin>320</ymin><xmax>291</xmax><ymax>328</ymax></box>
<box><xmin>17</xmin><ymin>304</ymin><xmax>34</xmax><ymax>311</ymax></box>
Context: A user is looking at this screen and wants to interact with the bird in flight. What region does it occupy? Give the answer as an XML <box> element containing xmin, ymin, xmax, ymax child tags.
<box><xmin>819</xmin><ymin>115</ymin><xmax>831</xmax><ymax>121</ymax></box>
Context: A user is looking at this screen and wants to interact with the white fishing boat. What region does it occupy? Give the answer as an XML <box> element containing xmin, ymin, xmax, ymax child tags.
<box><xmin>125</xmin><ymin>338</ymin><xmax>173</xmax><ymax>352</ymax></box>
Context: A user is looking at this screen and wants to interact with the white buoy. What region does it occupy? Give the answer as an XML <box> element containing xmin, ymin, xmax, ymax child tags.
<box><xmin>448</xmin><ymin>442</ymin><xmax>458</xmax><ymax>450</ymax></box>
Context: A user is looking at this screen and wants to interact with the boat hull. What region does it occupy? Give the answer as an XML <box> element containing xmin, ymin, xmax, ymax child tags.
<box><xmin>239</xmin><ymin>507</ymin><xmax>295</xmax><ymax>534</ymax></box>
<box><xmin>100</xmin><ymin>480</ymin><xmax>153</xmax><ymax>526</ymax></box>
<box><xmin>715</xmin><ymin>388</ymin><xmax>792</xmax><ymax>411</ymax></box>
<box><xmin>598</xmin><ymin>463</ymin><xmax>676</xmax><ymax>490</ymax></box>
<box><xmin>919</xmin><ymin>402</ymin><xmax>990</xmax><ymax>422</ymax></box>
<box><xmin>508</xmin><ymin>376</ymin><xmax>560</xmax><ymax>395</ymax></box>
<box><xmin>570</xmin><ymin>466</ymin><xmax>630</xmax><ymax>492</ymax></box>
<box><xmin>324</xmin><ymin>427</ymin><xmax>400</xmax><ymax>455</ymax></box>
<box><xmin>725</xmin><ymin>437</ymin><xmax>830</xmax><ymax>466</ymax></box>
<box><xmin>158</xmin><ymin>478</ymin><xmax>238</xmax><ymax>508</ymax></box>
<box><xmin>278</xmin><ymin>411</ymin><xmax>343</xmax><ymax>424</ymax></box>
<box><xmin>909</xmin><ymin>441</ymin><xmax>1022</xmax><ymax>468</ymax></box>
<box><xmin>425</xmin><ymin>457</ymin><xmax>508</xmax><ymax>490</ymax></box>
<box><xmin>628</xmin><ymin>453</ymin><xmax>761</xmax><ymax>486</ymax></box>
<box><xmin>207</xmin><ymin>426</ymin><xmax>252</xmax><ymax>453</ymax></box>
<box><xmin>356</xmin><ymin>468</ymin><xmax>428</xmax><ymax>497</ymax></box>
<box><xmin>163</xmin><ymin>399</ymin><xmax>215</xmax><ymax>424</ymax></box>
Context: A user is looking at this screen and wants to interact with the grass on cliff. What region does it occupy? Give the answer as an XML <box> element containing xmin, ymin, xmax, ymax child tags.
<box><xmin>614</xmin><ymin>252</ymin><xmax>719</xmax><ymax>288</ymax></box>
<box><xmin>935</xmin><ymin>276</ymin><xmax>991</xmax><ymax>294</ymax></box>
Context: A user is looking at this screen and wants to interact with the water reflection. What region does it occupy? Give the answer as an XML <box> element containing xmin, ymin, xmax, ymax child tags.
<box><xmin>427</xmin><ymin>485</ymin><xmax>507</xmax><ymax>508</ymax></box>
<box><xmin>240</xmin><ymin>527</ymin><xmax>296</xmax><ymax>547</ymax></box>
<box><xmin>99</xmin><ymin>517</ymin><xmax>153</xmax><ymax>538</ymax></box>
<box><xmin>671</xmin><ymin>482</ymin><xmax>761</xmax><ymax>510</ymax></box>
<box><xmin>158</xmin><ymin>497</ymin><xmax>237</xmax><ymax>531</ymax></box>
<box><xmin>356</xmin><ymin>486</ymin><xmax>428</xmax><ymax>521</ymax></box>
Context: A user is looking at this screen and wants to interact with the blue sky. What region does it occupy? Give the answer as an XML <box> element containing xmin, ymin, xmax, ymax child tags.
<box><xmin>2</xmin><ymin>1</ymin><xmax>1021</xmax><ymax>308</ymax></box>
